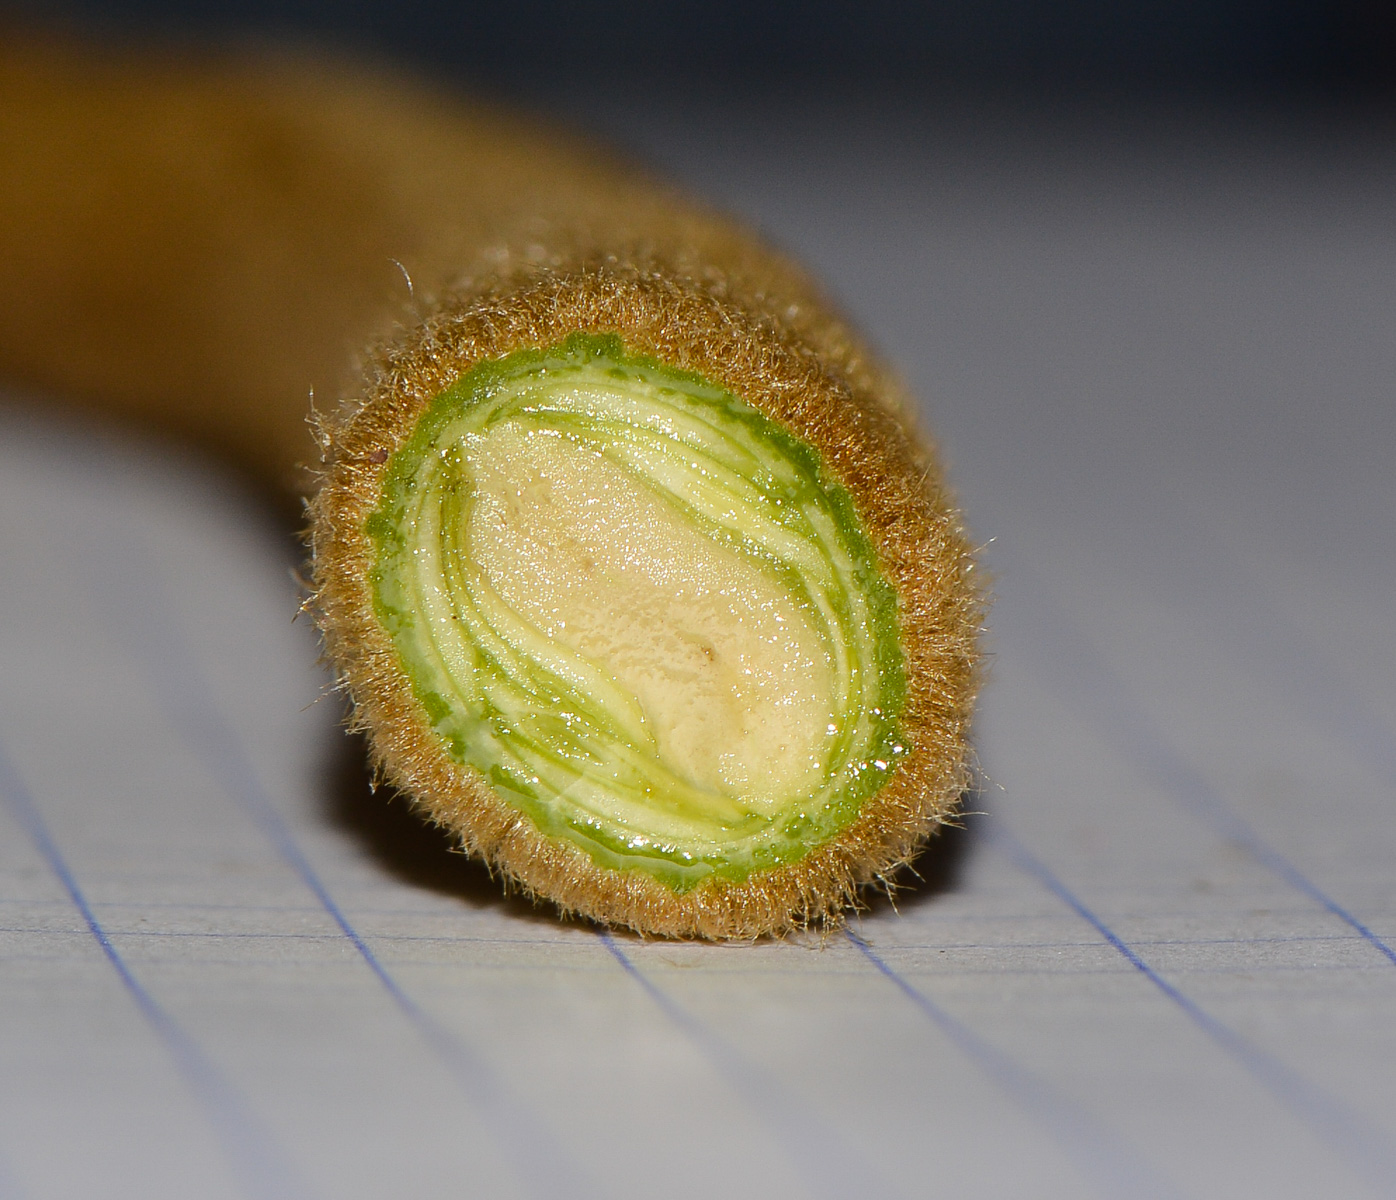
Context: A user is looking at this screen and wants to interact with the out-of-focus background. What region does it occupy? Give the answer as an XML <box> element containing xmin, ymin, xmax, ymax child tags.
<box><xmin>2</xmin><ymin>4</ymin><xmax>1394</xmax><ymax>1200</ymax></box>
<box><xmin>11</xmin><ymin>0</ymin><xmax>1396</xmax><ymax>98</ymax></box>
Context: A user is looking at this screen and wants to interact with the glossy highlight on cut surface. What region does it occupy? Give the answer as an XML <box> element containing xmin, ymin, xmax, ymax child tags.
<box><xmin>367</xmin><ymin>335</ymin><xmax>906</xmax><ymax>891</ymax></box>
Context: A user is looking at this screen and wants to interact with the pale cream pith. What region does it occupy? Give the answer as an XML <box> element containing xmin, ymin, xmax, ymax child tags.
<box><xmin>460</xmin><ymin>418</ymin><xmax>837</xmax><ymax>816</ymax></box>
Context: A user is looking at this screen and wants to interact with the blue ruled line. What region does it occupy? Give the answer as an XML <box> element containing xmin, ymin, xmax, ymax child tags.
<box><xmin>89</xmin><ymin>528</ymin><xmax>595</xmax><ymax>1200</ymax></box>
<box><xmin>845</xmin><ymin>928</ymin><xmax>1186</xmax><ymax>1200</ymax></box>
<box><xmin>0</xmin><ymin>735</ymin><xmax>311</xmax><ymax>1200</ymax></box>
<box><xmin>1003</xmin><ymin>559</ymin><xmax>1396</xmax><ymax>969</ymax></box>
<box><xmin>599</xmin><ymin>932</ymin><xmax>903</xmax><ymax>1200</ymax></box>
<box><xmin>992</xmin><ymin>821</ymin><xmax>1396</xmax><ymax>1197</ymax></box>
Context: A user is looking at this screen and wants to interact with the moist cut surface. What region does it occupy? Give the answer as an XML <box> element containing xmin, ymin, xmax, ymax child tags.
<box><xmin>368</xmin><ymin>334</ymin><xmax>906</xmax><ymax>891</ymax></box>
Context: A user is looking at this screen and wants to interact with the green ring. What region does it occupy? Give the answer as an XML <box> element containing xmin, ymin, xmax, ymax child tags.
<box><xmin>367</xmin><ymin>332</ymin><xmax>906</xmax><ymax>891</ymax></box>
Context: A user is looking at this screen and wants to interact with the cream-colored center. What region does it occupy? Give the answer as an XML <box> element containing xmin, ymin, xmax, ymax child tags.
<box><xmin>465</xmin><ymin>420</ymin><xmax>835</xmax><ymax>812</ymax></box>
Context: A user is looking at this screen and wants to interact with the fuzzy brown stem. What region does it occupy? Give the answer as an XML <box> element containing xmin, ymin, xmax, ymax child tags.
<box><xmin>0</xmin><ymin>32</ymin><xmax>984</xmax><ymax>937</ymax></box>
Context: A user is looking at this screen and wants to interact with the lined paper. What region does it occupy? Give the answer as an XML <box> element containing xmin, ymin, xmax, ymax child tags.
<box><xmin>2</xmin><ymin>102</ymin><xmax>1393</xmax><ymax>1199</ymax></box>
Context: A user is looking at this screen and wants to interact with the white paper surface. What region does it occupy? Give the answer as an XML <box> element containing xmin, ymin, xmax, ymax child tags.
<box><xmin>1</xmin><ymin>104</ymin><xmax>1393</xmax><ymax>1199</ymax></box>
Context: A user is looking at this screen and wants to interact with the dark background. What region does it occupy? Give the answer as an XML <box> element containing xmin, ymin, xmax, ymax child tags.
<box><xmin>13</xmin><ymin>0</ymin><xmax>1396</xmax><ymax>103</ymax></box>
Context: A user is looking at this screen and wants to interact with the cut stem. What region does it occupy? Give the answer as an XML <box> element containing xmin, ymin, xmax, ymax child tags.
<box><xmin>1</xmin><ymin>35</ymin><xmax>986</xmax><ymax>938</ymax></box>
